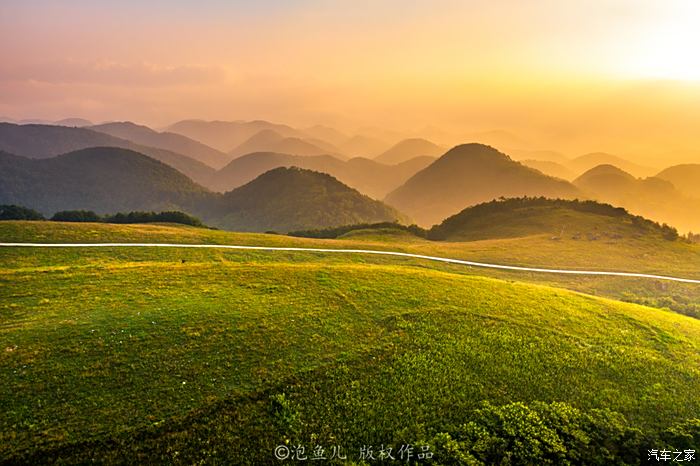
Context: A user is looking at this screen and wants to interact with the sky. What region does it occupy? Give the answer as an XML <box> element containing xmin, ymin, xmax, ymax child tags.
<box><xmin>1</xmin><ymin>0</ymin><xmax>700</xmax><ymax>161</ymax></box>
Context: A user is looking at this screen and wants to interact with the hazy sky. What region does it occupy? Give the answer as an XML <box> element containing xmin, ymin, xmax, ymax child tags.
<box><xmin>2</xmin><ymin>0</ymin><xmax>700</xmax><ymax>160</ymax></box>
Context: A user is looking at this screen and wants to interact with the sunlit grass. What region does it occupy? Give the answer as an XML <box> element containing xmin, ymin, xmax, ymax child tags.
<box><xmin>1</xmin><ymin>221</ymin><xmax>699</xmax><ymax>462</ymax></box>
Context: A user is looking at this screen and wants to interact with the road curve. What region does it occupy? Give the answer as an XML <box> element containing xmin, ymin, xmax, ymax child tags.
<box><xmin>1</xmin><ymin>242</ymin><xmax>700</xmax><ymax>284</ymax></box>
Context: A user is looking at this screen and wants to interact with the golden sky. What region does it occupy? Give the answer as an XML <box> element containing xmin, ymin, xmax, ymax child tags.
<box><xmin>1</xmin><ymin>0</ymin><xmax>699</xmax><ymax>162</ymax></box>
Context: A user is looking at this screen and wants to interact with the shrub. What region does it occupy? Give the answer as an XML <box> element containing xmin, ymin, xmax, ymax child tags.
<box><xmin>103</xmin><ymin>211</ymin><xmax>204</xmax><ymax>227</ymax></box>
<box><xmin>289</xmin><ymin>222</ymin><xmax>428</xmax><ymax>239</ymax></box>
<box><xmin>0</xmin><ymin>205</ymin><xmax>45</xmax><ymax>220</ymax></box>
<box><xmin>423</xmin><ymin>402</ymin><xmax>646</xmax><ymax>465</ymax></box>
<box><xmin>51</xmin><ymin>210</ymin><xmax>102</xmax><ymax>222</ymax></box>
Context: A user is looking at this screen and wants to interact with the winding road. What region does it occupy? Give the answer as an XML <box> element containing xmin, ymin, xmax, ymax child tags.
<box><xmin>2</xmin><ymin>242</ymin><xmax>700</xmax><ymax>284</ymax></box>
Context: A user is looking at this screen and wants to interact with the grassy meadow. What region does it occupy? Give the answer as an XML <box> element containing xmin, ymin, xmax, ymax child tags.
<box><xmin>1</xmin><ymin>221</ymin><xmax>699</xmax><ymax>464</ymax></box>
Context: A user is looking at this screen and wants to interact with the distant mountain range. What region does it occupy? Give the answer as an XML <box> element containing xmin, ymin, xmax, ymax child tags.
<box><xmin>573</xmin><ymin>164</ymin><xmax>700</xmax><ymax>232</ymax></box>
<box><xmin>166</xmin><ymin>120</ymin><xmax>302</xmax><ymax>153</ymax></box>
<box><xmin>508</xmin><ymin>149</ymin><xmax>570</xmax><ymax>164</ymax></box>
<box><xmin>385</xmin><ymin>143</ymin><xmax>580</xmax><ymax>226</ymax></box>
<box><xmin>512</xmin><ymin>150</ymin><xmax>659</xmax><ymax>179</ymax></box>
<box><xmin>374</xmin><ymin>138</ymin><xmax>444</xmax><ymax>165</ymax></box>
<box><xmin>0</xmin><ymin>148</ymin><xmax>404</xmax><ymax>232</ymax></box>
<box><xmin>569</xmin><ymin>152</ymin><xmax>656</xmax><ymax>178</ymax></box>
<box><xmin>0</xmin><ymin>123</ymin><xmax>436</xmax><ymax>198</ymax></box>
<box><xmin>210</xmin><ymin>152</ymin><xmax>434</xmax><ymax>198</ymax></box>
<box><xmin>3</xmin><ymin>119</ymin><xmax>699</xmax><ymax>233</ymax></box>
<box><xmin>656</xmin><ymin>164</ymin><xmax>700</xmax><ymax>199</ymax></box>
<box><xmin>339</xmin><ymin>134</ymin><xmax>390</xmax><ymax>157</ymax></box>
<box><xmin>302</xmin><ymin>125</ymin><xmax>349</xmax><ymax>147</ymax></box>
<box><xmin>228</xmin><ymin>129</ymin><xmax>344</xmax><ymax>159</ymax></box>
<box><xmin>0</xmin><ymin>123</ymin><xmax>215</xmax><ymax>186</ymax></box>
<box><xmin>463</xmin><ymin>129</ymin><xmax>531</xmax><ymax>151</ymax></box>
<box><xmin>0</xmin><ymin>117</ymin><xmax>93</xmax><ymax>127</ymax></box>
<box><xmin>91</xmin><ymin>121</ymin><xmax>230</xmax><ymax>168</ymax></box>
<box><xmin>521</xmin><ymin>160</ymin><xmax>576</xmax><ymax>180</ymax></box>
<box><xmin>0</xmin><ymin>148</ymin><xmax>209</xmax><ymax>215</ymax></box>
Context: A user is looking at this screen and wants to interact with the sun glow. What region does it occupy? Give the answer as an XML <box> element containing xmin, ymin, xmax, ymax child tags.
<box><xmin>621</xmin><ymin>2</ymin><xmax>700</xmax><ymax>80</ymax></box>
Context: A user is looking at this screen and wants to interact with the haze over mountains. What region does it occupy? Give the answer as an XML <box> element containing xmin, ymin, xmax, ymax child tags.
<box><xmin>0</xmin><ymin>147</ymin><xmax>403</xmax><ymax>233</ymax></box>
<box><xmin>1</xmin><ymin>118</ymin><xmax>699</xmax><ymax>233</ymax></box>
<box><xmin>573</xmin><ymin>164</ymin><xmax>699</xmax><ymax>232</ymax></box>
<box><xmin>521</xmin><ymin>160</ymin><xmax>576</xmax><ymax>180</ymax></box>
<box><xmin>90</xmin><ymin>121</ymin><xmax>231</xmax><ymax>169</ymax></box>
<box><xmin>374</xmin><ymin>138</ymin><xmax>444</xmax><ymax>165</ymax></box>
<box><xmin>302</xmin><ymin>125</ymin><xmax>349</xmax><ymax>147</ymax></box>
<box><xmin>228</xmin><ymin>129</ymin><xmax>344</xmax><ymax>159</ymax></box>
<box><xmin>385</xmin><ymin>143</ymin><xmax>581</xmax><ymax>226</ymax></box>
<box><xmin>656</xmin><ymin>165</ymin><xmax>700</xmax><ymax>199</ymax></box>
<box><xmin>210</xmin><ymin>152</ymin><xmax>434</xmax><ymax>198</ymax></box>
<box><xmin>339</xmin><ymin>134</ymin><xmax>389</xmax><ymax>157</ymax></box>
<box><xmin>165</xmin><ymin>120</ymin><xmax>304</xmax><ymax>153</ymax></box>
<box><xmin>0</xmin><ymin>117</ymin><xmax>93</xmax><ymax>127</ymax></box>
<box><xmin>0</xmin><ymin>123</ymin><xmax>216</xmax><ymax>186</ymax></box>
<box><xmin>568</xmin><ymin>153</ymin><xmax>656</xmax><ymax>178</ymax></box>
<box><xmin>0</xmin><ymin>122</ymin><xmax>437</xmax><ymax>198</ymax></box>
<box><xmin>0</xmin><ymin>148</ymin><xmax>209</xmax><ymax>215</ymax></box>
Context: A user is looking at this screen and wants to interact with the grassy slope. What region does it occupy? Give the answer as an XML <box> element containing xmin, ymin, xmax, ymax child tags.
<box><xmin>0</xmin><ymin>223</ymin><xmax>699</xmax><ymax>463</ymax></box>
<box><xmin>3</xmin><ymin>220</ymin><xmax>700</xmax><ymax>317</ymax></box>
<box><xmin>429</xmin><ymin>204</ymin><xmax>671</xmax><ymax>241</ymax></box>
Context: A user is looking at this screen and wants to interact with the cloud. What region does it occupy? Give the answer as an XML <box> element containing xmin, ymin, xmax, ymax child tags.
<box><xmin>0</xmin><ymin>60</ymin><xmax>227</xmax><ymax>87</ymax></box>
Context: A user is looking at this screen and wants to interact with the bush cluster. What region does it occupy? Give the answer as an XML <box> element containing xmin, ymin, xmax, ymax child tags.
<box><xmin>289</xmin><ymin>221</ymin><xmax>428</xmax><ymax>239</ymax></box>
<box><xmin>0</xmin><ymin>205</ymin><xmax>204</xmax><ymax>227</ymax></box>
<box><xmin>0</xmin><ymin>204</ymin><xmax>45</xmax><ymax>220</ymax></box>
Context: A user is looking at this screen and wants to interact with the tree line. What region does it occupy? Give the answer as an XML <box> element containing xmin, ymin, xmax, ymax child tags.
<box><xmin>0</xmin><ymin>205</ymin><xmax>204</xmax><ymax>227</ymax></box>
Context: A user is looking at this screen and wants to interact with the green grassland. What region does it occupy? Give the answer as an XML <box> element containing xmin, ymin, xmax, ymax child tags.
<box><xmin>3</xmin><ymin>219</ymin><xmax>700</xmax><ymax>317</ymax></box>
<box><xmin>1</xmin><ymin>221</ymin><xmax>700</xmax><ymax>464</ymax></box>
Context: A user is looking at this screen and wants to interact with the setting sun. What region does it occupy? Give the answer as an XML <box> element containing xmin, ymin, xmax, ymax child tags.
<box><xmin>618</xmin><ymin>1</ymin><xmax>700</xmax><ymax>80</ymax></box>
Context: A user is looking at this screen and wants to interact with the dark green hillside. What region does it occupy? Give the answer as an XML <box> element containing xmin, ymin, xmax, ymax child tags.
<box><xmin>385</xmin><ymin>143</ymin><xmax>580</xmax><ymax>226</ymax></box>
<box><xmin>0</xmin><ymin>123</ymin><xmax>215</xmax><ymax>186</ymax></box>
<box><xmin>429</xmin><ymin>197</ymin><xmax>678</xmax><ymax>241</ymax></box>
<box><xmin>91</xmin><ymin>121</ymin><xmax>230</xmax><ymax>169</ymax></box>
<box><xmin>0</xmin><ymin>148</ymin><xmax>210</xmax><ymax>215</ymax></box>
<box><xmin>208</xmin><ymin>167</ymin><xmax>406</xmax><ymax>232</ymax></box>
